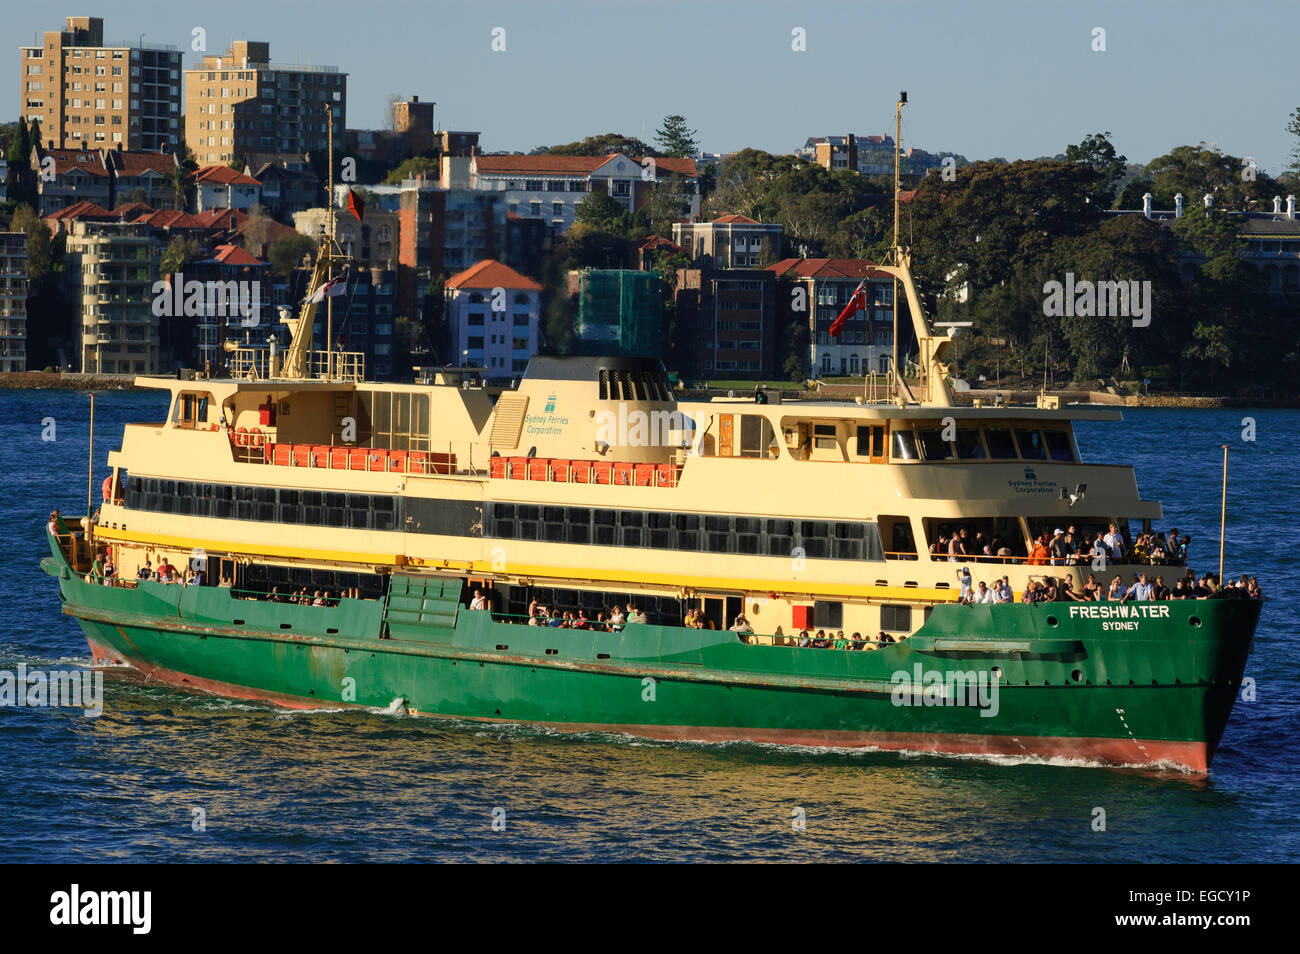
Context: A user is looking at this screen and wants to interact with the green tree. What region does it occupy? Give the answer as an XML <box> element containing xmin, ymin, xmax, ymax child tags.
<box><xmin>267</xmin><ymin>233</ymin><xmax>315</xmax><ymax>278</ymax></box>
<box><xmin>573</xmin><ymin>191</ymin><xmax>627</xmax><ymax>232</ymax></box>
<box><xmin>11</xmin><ymin>204</ymin><xmax>54</xmax><ymax>285</ymax></box>
<box><xmin>5</xmin><ymin>119</ymin><xmax>34</xmax><ymax>205</ymax></box>
<box><xmin>160</xmin><ymin>235</ymin><xmax>200</xmax><ymax>279</ymax></box>
<box><xmin>384</xmin><ymin>156</ymin><xmax>440</xmax><ymax>185</ymax></box>
<box><xmin>1064</xmin><ymin>132</ymin><xmax>1127</xmax><ymax>207</ymax></box>
<box><xmin>540</xmin><ymin>133</ymin><xmax>657</xmax><ymax>157</ymax></box>
<box><xmin>648</xmin><ymin>175</ymin><xmax>692</xmax><ymax>236</ymax></box>
<box><xmin>654</xmin><ymin>115</ymin><xmax>699</xmax><ymax>160</ymax></box>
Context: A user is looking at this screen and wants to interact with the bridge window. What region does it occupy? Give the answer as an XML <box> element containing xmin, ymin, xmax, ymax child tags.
<box><xmin>891</xmin><ymin>428</ymin><xmax>920</xmax><ymax>461</ymax></box>
<box><xmin>1045</xmin><ymin>428</ymin><xmax>1075</xmax><ymax>462</ymax></box>
<box><xmin>917</xmin><ymin>428</ymin><xmax>952</xmax><ymax>460</ymax></box>
<box><xmin>985</xmin><ymin>427</ymin><xmax>1018</xmax><ymax>458</ymax></box>
<box><xmin>955</xmin><ymin>428</ymin><xmax>987</xmax><ymax>459</ymax></box>
<box><xmin>1015</xmin><ymin>428</ymin><xmax>1046</xmax><ymax>459</ymax></box>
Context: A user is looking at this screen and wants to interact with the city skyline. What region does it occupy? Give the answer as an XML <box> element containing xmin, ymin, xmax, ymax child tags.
<box><xmin>6</xmin><ymin>0</ymin><xmax>1299</xmax><ymax>178</ymax></box>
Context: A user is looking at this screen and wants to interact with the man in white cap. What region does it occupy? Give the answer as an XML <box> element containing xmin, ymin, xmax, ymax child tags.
<box><xmin>1049</xmin><ymin>528</ymin><xmax>1071</xmax><ymax>566</ymax></box>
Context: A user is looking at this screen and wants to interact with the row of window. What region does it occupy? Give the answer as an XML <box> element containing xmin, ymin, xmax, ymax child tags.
<box><xmin>486</xmin><ymin>503</ymin><xmax>886</xmax><ymax>561</ymax></box>
<box><xmin>124</xmin><ymin>477</ymin><xmax>887</xmax><ymax>562</ymax></box>
<box><xmin>890</xmin><ymin>425</ymin><xmax>1076</xmax><ymax>463</ymax></box>
<box><xmin>127</xmin><ymin>477</ymin><xmax>402</xmax><ymax>531</ymax></box>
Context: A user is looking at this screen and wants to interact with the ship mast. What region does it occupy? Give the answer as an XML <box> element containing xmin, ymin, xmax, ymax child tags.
<box><xmin>891</xmin><ymin>91</ymin><xmax>904</xmax><ymax>400</ymax></box>
<box><xmin>277</xmin><ymin>104</ymin><xmax>343</xmax><ymax>380</ymax></box>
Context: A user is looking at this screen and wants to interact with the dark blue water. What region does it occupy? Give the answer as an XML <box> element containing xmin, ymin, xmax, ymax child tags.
<box><xmin>1</xmin><ymin>388</ymin><xmax>1295</xmax><ymax>862</ymax></box>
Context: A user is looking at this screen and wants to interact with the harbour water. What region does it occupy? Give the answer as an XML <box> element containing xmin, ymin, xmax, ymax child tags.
<box><xmin>1</xmin><ymin>388</ymin><xmax>1295</xmax><ymax>862</ymax></box>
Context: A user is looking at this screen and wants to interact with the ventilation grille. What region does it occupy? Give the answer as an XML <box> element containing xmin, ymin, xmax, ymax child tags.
<box><xmin>489</xmin><ymin>394</ymin><xmax>529</xmax><ymax>451</ymax></box>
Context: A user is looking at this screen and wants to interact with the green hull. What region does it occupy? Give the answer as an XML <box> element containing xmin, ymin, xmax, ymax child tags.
<box><xmin>43</xmin><ymin>538</ymin><xmax>1260</xmax><ymax>772</ymax></box>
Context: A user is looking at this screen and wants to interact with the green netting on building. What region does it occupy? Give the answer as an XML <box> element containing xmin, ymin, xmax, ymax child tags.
<box><xmin>575</xmin><ymin>270</ymin><xmax>663</xmax><ymax>357</ymax></box>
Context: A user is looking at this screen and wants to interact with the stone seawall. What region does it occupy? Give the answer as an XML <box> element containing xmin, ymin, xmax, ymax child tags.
<box><xmin>0</xmin><ymin>372</ymin><xmax>142</xmax><ymax>391</ymax></box>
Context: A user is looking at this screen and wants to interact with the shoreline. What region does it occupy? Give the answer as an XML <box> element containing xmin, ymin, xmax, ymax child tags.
<box><xmin>3</xmin><ymin>371</ymin><xmax>1295</xmax><ymax>407</ymax></box>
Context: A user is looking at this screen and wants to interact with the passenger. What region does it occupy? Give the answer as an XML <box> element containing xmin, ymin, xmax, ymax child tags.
<box><xmin>957</xmin><ymin>566</ymin><xmax>973</xmax><ymax>603</ymax></box>
<box><xmin>312</xmin><ymin>590</ymin><xmax>324</xmax><ymax>606</ymax></box>
<box><xmin>997</xmin><ymin>576</ymin><xmax>1013</xmax><ymax>602</ymax></box>
<box><xmin>1049</xmin><ymin>529</ymin><xmax>1070</xmax><ymax>566</ymax></box>
<box><xmin>1106</xmin><ymin>576</ymin><xmax>1127</xmax><ymax>601</ymax></box>
<box><xmin>137</xmin><ymin>560</ymin><xmax>153</xmax><ymax>581</ymax></box>
<box><xmin>1104</xmin><ymin>524</ymin><xmax>1126</xmax><ymax>562</ymax></box>
<box><xmin>1040</xmin><ymin>577</ymin><xmax>1059</xmax><ymax>602</ymax></box>
<box><xmin>730</xmin><ymin>614</ymin><xmax>753</xmax><ymax>634</ymax></box>
<box><xmin>269</xmin><ymin>586</ymin><xmax>281</xmax><ymax>602</ymax></box>
<box><xmin>850</xmin><ymin>632</ymin><xmax>866</xmax><ymax>650</ymax></box>
<box><xmin>469</xmin><ymin>588</ymin><xmax>487</xmax><ymax>610</ymax></box>
<box><xmin>812</xmin><ymin>629</ymin><xmax>830</xmax><ymax>649</ymax></box>
<box><xmin>528</xmin><ymin>597</ymin><xmax>539</xmax><ymax>621</ymax></box>
<box><xmin>1028</xmin><ymin>535</ymin><xmax>1050</xmax><ymax>567</ymax></box>
<box><xmin>575</xmin><ymin>609</ymin><xmax>590</xmax><ymax>630</ymax></box>
<box><xmin>610</xmin><ymin>605</ymin><xmax>627</xmax><ymax>630</ymax></box>
<box><xmin>991</xmin><ymin>578</ymin><xmax>1010</xmax><ymax>603</ymax></box>
<box><xmin>878</xmin><ymin>630</ymin><xmax>896</xmax><ymax>645</ymax></box>
<box><xmin>948</xmin><ymin>530</ymin><xmax>967</xmax><ymax>562</ymax></box>
<box><xmin>796</xmin><ymin>630</ymin><xmax>812</xmax><ymax>648</ymax></box>
<box><xmin>1081</xmin><ymin>574</ymin><xmax>1101</xmax><ymax>601</ymax></box>
<box><xmin>975</xmin><ymin>581</ymin><xmax>995</xmax><ymax>604</ymax></box>
<box><xmin>626</xmin><ymin>603</ymin><xmax>647</xmax><ymax>624</ymax></box>
<box><xmin>1153</xmin><ymin>576</ymin><xmax>1171</xmax><ymax>600</ymax></box>
<box><xmin>1060</xmin><ymin>577</ymin><xmax>1081</xmax><ymax>601</ymax></box>
<box><xmin>832</xmin><ymin>632</ymin><xmax>849</xmax><ymax>650</ymax></box>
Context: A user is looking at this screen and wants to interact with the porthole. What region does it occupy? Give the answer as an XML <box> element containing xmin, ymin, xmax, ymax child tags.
<box><xmin>1046</xmin><ymin>615</ymin><xmax>1059</xmax><ymax>627</ymax></box>
<box><xmin>1189</xmin><ymin>616</ymin><xmax>1202</xmax><ymax>628</ymax></box>
<box><xmin>1071</xmin><ymin>669</ymin><xmax>1083</xmax><ymax>683</ymax></box>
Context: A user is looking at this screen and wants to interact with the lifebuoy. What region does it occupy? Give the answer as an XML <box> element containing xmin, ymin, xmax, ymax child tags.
<box><xmin>101</xmin><ymin>475</ymin><xmax>113</xmax><ymax>501</ymax></box>
<box><xmin>235</xmin><ymin>426</ymin><xmax>249</xmax><ymax>447</ymax></box>
<box><xmin>250</xmin><ymin>427</ymin><xmax>265</xmax><ymax>447</ymax></box>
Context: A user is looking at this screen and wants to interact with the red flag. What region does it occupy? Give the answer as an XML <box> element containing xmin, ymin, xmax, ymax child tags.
<box><xmin>346</xmin><ymin>187</ymin><xmax>364</xmax><ymax>221</ymax></box>
<box><xmin>829</xmin><ymin>279</ymin><xmax>867</xmax><ymax>337</ymax></box>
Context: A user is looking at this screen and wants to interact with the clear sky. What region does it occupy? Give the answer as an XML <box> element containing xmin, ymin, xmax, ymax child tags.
<box><xmin>8</xmin><ymin>0</ymin><xmax>1298</xmax><ymax>175</ymax></box>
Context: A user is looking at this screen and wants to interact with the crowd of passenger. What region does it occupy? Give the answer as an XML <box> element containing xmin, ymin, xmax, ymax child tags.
<box><xmin>472</xmin><ymin>589</ymin><xmax>650</xmax><ymax>632</ymax></box>
<box><xmin>266</xmin><ymin>586</ymin><xmax>361</xmax><ymax>606</ymax></box>
<box><xmin>956</xmin><ymin>566</ymin><xmax>1263</xmax><ymax>604</ymax></box>
<box><xmin>933</xmin><ymin>523</ymin><xmax>1194</xmax><ymax>567</ymax></box>
<box><xmin>790</xmin><ymin>629</ymin><xmax>904</xmax><ymax>650</ymax></box>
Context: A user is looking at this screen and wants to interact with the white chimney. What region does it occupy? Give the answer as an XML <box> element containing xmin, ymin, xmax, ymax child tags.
<box><xmin>1273</xmin><ymin>196</ymin><xmax>1283</xmax><ymax>215</ymax></box>
<box><xmin>1142</xmin><ymin>192</ymin><xmax>1153</xmax><ymax>218</ymax></box>
<box><xmin>1175</xmin><ymin>193</ymin><xmax>1184</xmax><ymax>218</ymax></box>
<box><xmin>1289</xmin><ymin>195</ymin><xmax>1297</xmax><ymax>220</ymax></box>
<box><xmin>1203</xmin><ymin>193</ymin><xmax>1213</xmax><ymax>209</ymax></box>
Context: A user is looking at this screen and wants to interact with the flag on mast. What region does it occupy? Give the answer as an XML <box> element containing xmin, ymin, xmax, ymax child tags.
<box><xmin>303</xmin><ymin>266</ymin><xmax>350</xmax><ymax>305</ymax></box>
<box><xmin>346</xmin><ymin>187</ymin><xmax>365</xmax><ymax>222</ymax></box>
<box><xmin>828</xmin><ymin>278</ymin><xmax>868</xmax><ymax>337</ymax></box>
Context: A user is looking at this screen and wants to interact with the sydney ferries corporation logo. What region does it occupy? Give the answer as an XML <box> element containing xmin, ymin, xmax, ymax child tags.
<box><xmin>1008</xmin><ymin>466</ymin><xmax>1055</xmax><ymax>495</ymax></box>
<box><xmin>525</xmin><ymin>394</ymin><xmax>568</xmax><ymax>436</ymax></box>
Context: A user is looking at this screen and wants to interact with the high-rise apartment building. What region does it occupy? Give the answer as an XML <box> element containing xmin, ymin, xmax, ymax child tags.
<box><xmin>185</xmin><ymin>41</ymin><xmax>347</xmax><ymax>166</ymax></box>
<box><xmin>0</xmin><ymin>233</ymin><xmax>29</xmax><ymax>372</ymax></box>
<box><xmin>18</xmin><ymin>17</ymin><xmax>182</xmax><ymax>151</ymax></box>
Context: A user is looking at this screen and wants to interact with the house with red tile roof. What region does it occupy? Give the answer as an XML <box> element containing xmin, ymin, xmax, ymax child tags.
<box><xmin>468</xmin><ymin>152</ymin><xmax>698</xmax><ymax>234</ymax></box>
<box><xmin>44</xmin><ymin>200</ymin><xmax>117</xmax><ymax>235</ymax></box>
<box><xmin>30</xmin><ymin>145</ymin><xmax>111</xmax><ymax>214</ymax></box>
<box><xmin>445</xmin><ymin>259</ymin><xmax>543</xmax><ymax>377</ymax></box>
<box><xmin>103</xmin><ymin>147</ymin><xmax>180</xmax><ymax>210</ymax></box>
<box><xmin>191</xmin><ymin>165</ymin><xmax>263</xmax><ymax>213</ymax></box>
<box><xmin>767</xmin><ymin>257</ymin><xmax>901</xmax><ymax>378</ymax></box>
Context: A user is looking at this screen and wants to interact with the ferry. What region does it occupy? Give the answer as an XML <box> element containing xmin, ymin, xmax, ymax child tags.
<box><xmin>41</xmin><ymin>102</ymin><xmax>1260</xmax><ymax>773</ymax></box>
